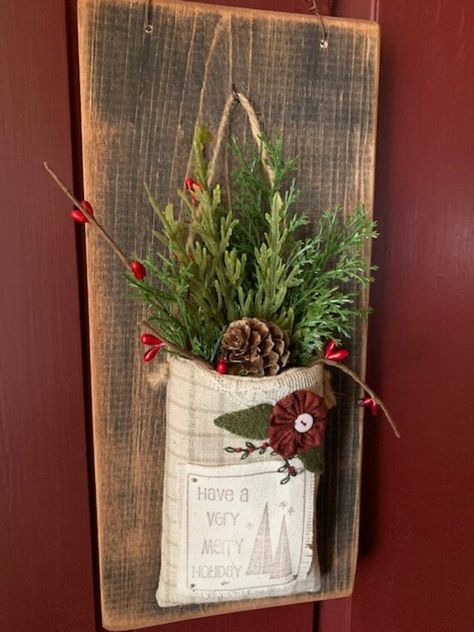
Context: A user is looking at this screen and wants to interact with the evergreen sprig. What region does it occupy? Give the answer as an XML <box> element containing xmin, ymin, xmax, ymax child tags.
<box><xmin>289</xmin><ymin>205</ymin><xmax>378</xmax><ymax>364</ymax></box>
<box><xmin>130</xmin><ymin>125</ymin><xmax>377</xmax><ymax>366</ymax></box>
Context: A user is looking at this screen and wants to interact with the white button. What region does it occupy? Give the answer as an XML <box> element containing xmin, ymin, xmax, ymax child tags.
<box><xmin>294</xmin><ymin>413</ymin><xmax>314</xmax><ymax>433</ymax></box>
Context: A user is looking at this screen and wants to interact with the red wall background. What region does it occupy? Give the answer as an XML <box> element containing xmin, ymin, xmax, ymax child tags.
<box><xmin>321</xmin><ymin>1</ymin><xmax>474</xmax><ymax>630</ymax></box>
<box><xmin>320</xmin><ymin>0</ymin><xmax>474</xmax><ymax>632</ymax></box>
<box><xmin>1</xmin><ymin>1</ymin><xmax>472</xmax><ymax>632</ymax></box>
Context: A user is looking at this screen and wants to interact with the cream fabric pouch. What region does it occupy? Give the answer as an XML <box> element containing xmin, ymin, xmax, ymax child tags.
<box><xmin>156</xmin><ymin>356</ymin><xmax>330</xmax><ymax>607</ymax></box>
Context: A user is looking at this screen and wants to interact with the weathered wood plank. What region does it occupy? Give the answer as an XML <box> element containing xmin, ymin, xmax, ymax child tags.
<box><xmin>78</xmin><ymin>0</ymin><xmax>379</xmax><ymax>628</ymax></box>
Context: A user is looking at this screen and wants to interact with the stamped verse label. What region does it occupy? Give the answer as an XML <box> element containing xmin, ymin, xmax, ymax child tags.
<box><xmin>176</xmin><ymin>461</ymin><xmax>315</xmax><ymax>598</ymax></box>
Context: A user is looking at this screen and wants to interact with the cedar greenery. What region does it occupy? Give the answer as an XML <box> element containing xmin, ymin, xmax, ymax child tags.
<box><xmin>129</xmin><ymin>125</ymin><xmax>377</xmax><ymax>366</ymax></box>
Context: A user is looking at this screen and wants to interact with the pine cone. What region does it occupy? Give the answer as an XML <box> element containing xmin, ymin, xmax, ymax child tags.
<box><xmin>221</xmin><ymin>318</ymin><xmax>290</xmax><ymax>377</ymax></box>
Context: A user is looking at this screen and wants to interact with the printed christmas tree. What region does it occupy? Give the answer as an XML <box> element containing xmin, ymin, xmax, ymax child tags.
<box><xmin>270</xmin><ymin>514</ymin><xmax>293</xmax><ymax>579</ymax></box>
<box><xmin>246</xmin><ymin>503</ymin><xmax>273</xmax><ymax>575</ymax></box>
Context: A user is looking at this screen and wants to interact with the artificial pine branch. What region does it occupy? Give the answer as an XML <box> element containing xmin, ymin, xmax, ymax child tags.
<box><xmin>130</xmin><ymin>127</ymin><xmax>377</xmax><ymax>366</ymax></box>
<box><xmin>288</xmin><ymin>205</ymin><xmax>377</xmax><ymax>364</ymax></box>
<box><xmin>134</xmin><ymin>127</ymin><xmax>248</xmax><ymax>361</ymax></box>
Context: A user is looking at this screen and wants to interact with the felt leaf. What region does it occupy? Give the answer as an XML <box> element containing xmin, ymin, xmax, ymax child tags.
<box><xmin>214</xmin><ymin>403</ymin><xmax>273</xmax><ymax>440</ymax></box>
<box><xmin>299</xmin><ymin>446</ymin><xmax>325</xmax><ymax>473</ymax></box>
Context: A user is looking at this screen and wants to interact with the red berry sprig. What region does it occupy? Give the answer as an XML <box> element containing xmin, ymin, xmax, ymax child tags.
<box><xmin>43</xmin><ymin>162</ymin><xmax>215</xmax><ymax>371</ymax></box>
<box><xmin>140</xmin><ymin>333</ymin><xmax>164</xmax><ymax>362</ymax></box>
<box><xmin>69</xmin><ymin>196</ymin><xmax>146</xmax><ymax>281</ymax></box>
<box><xmin>324</xmin><ymin>339</ymin><xmax>349</xmax><ymax>361</ymax></box>
<box><xmin>317</xmin><ymin>338</ymin><xmax>399</xmax><ymax>437</ymax></box>
<box><xmin>357</xmin><ymin>396</ymin><xmax>379</xmax><ymax>416</ymax></box>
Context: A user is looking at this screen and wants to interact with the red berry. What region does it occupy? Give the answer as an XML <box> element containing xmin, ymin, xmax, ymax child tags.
<box><xmin>140</xmin><ymin>333</ymin><xmax>162</xmax><ymax>346</ymax></box>
<box><xmin>143</xmin><ymin>346</ymin><xmax>160</xmax><ymax>362</ymax></box>
<box><xmin>80</xmin><ymin>200</ymin><xmax>94</xmax><ymax>215</ymax></box>
<box><xmin>370</xmin><ymin>401</ymin><xmax>379</xmax><ymax>416</ymax></box>
<box><xmin>216</xmin><ymin>357</ymin><xmax>228</xmax><ymax>374</ymax></box>
<box><xmin>70</xmin><ymin>209</ymin><xmax>89</xmax><ymax>224</ymax></box>
<box><xmin>184</xmin><ymin>177</ymin><xmax>203</xmax><ymax>202</ymax></box>
<box><xmin>358</xmin><ymin>396</ymin><xmax>379</xmax><ymax>416</ymax></box>
<box><xmin>71</xmin><ymin>200</ymin><xmax>94</xmax><ymax>224</ymax></box>
<box><xmin>130</xmin><ymin>260</ymin><xmax>146</xmax><ymax>280</ymax></box>
<box><xmin>324</xmin><ymin>339</ymin><xmax>336</xmax><ymax>357</ymax></box>
<box><xmin>184</xmin><ymin>177</ymin><xmax>202</xmax><ymax>191</ymax></box>
<box><xmin>365</xmin><ymin>397</ymin><xmax>379</xmax><ymax>415</ymax></box>
<box><xmin>328</xmin><ymin>349</ymin><xmax>349</xmax><ymax>361</ymax></box>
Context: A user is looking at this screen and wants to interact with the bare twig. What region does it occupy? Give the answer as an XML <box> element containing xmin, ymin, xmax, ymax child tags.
<box><xmin>313</xmin><ymin>357</ymin><xmax>401</xmax><ymax>438</ymax></box>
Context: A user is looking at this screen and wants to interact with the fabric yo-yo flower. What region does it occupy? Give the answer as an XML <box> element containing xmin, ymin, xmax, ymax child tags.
<box><xmin>269</xmin><ymin>390</ymin><xmax>327</xmax><ymax>458</ymax></box>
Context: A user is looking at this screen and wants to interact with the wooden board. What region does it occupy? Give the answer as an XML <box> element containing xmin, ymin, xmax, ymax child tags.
<box><xmin>78</xmin><ymin>0</ymin><xmax>379</xmax><ymax>628</ymax></box>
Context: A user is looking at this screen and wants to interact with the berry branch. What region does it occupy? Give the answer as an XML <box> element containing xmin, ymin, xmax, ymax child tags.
<box><xmin>310</xmin><ymin>340</ymin><xmax>400</xmax><ymax>438</ymax></box>
<box><xmin>320</xmin><ymin>358</ymin><xmax>400</xmax><ymax>438</ymax></box>
<box><xmin>43</xmin><ymin>162</ymin><xmax>213</xmax><ymax>369</ymax></box>
<box><xmin>142</xmin><ymin>320</ymin><xmax>213</xmax><ymax>368</ymax></box>
<box><xmin>43</xmin><ymin>162</ymin><xmax>130</xmax><ymax>270</ymax></box>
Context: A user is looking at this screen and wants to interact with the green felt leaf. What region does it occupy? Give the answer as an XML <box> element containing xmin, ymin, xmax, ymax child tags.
<box><xmin>299</xmin><ymin>446</ymin><xmax>325</xmax><ymax>473</ymax></box>
<box><xmin>214</xmin><ymin>404</ymin><xmax>273</xmax><ymax>440</ymax></box>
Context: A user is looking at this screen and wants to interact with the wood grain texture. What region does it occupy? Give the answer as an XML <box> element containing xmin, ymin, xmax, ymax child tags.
<box><xmin>77</xmin><ymin>0</ymin><xmax>379</xmax><ymax>628</ymax></box>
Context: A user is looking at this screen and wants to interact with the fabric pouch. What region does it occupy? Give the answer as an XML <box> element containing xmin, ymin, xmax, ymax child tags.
<box><xmin>156</xmin><ymin>356</ymin><xmax>333</xmax><ymax>607</ymax></box>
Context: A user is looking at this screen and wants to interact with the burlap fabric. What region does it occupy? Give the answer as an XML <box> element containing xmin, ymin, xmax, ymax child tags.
<box><xmin>156</xmin><ymin>356</ymin><xmax>332</xmax><ymax>607</ymax></box>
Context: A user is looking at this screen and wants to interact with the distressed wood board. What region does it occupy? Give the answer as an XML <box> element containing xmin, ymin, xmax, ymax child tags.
<box><xmin>78</xmin><ymin>0</ymin><xmax>380</xmax><ymax>629</ymax></box>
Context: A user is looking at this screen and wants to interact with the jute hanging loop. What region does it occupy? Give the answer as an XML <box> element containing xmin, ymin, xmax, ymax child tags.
<box><xmin>208</xmin><ymin>88</ymin><xmax>280</xmax><ymax>196</ymax></box>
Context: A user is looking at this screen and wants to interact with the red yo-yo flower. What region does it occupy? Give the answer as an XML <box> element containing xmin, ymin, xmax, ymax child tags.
<box><xmin>268</xmin><ymin>389</ymin><xmax>327</xmax><ymax>459</ymax></box>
